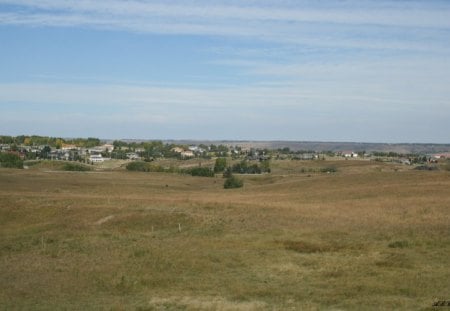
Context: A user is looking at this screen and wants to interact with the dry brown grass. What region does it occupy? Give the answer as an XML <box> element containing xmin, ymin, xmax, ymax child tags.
<box><xmin>0</xmin><ymin>159</ymin><xmax>449</xmax><ymax>310</ymax></box>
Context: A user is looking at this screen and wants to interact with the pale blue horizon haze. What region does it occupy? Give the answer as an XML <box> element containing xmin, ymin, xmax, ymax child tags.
<box><xmin>1</xmin><ymin>0</ymin><xmax>450</xmax><ymax>143</ymax></box>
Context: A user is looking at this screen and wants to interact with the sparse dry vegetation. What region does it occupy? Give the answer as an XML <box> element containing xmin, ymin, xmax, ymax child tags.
<box><xmin>1</xmin><ymin>159</ymin><xmax>449</xmax><ymax>309</ymax></box>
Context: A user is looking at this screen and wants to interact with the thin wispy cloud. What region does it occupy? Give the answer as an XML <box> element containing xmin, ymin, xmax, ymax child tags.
<box><xmin>1</xmin><ymin>0</ymin><xmax>450</xmax><ymax>51</ymax></box>
<box><xmin>1</xmin><ymin>0</ymin><xmax>450</xmax><ymax>28</ymax></box>
<box><xmin>0</xmin><ymin>0</ymin><xmax>449</xmax><ymax>142</ymax></box>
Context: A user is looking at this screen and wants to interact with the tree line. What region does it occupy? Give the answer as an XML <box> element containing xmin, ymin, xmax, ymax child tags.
<box><xmin>0</xmin><ymin>135</ymin><xmax>100</xmax><ymax>148</ymax></box>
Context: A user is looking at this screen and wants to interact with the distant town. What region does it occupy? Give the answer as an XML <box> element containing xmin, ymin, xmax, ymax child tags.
<box><xmin>1</xmin><ymin>135</ymin><xmax>449</xmax><ymax>167</ymax></box>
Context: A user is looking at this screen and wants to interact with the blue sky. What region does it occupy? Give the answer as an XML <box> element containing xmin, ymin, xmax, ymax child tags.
<box><xmin>1</xmin><ymin>0</ymin><xmax>450</xmax><ymax>142</ymax></box>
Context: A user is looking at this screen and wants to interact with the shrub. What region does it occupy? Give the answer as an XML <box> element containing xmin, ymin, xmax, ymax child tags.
<box><xmin>0</xmin><ymin>153</ymin><xmax>23</xmax><ymax>169</ymax></box>
<box><xmin>63</xmin><ymin>162</ymin><xmax>91</xmax><ymax>171</ymax></box>
<box><xmin>228</xmin><ymin>160</ymin><xmax>270</xmax><ymax>174</ymax></box>
<box><xmin>224</xmin><ymin>175</ymin><xmax>243</xmax><ymax>189</ymax></box>
<box><xmin>126</xmin><ymin>161</ymin><xmax>149</xmax><ymax>172</ymax></box>
<box><xmin>188</xmin><ymin>167</ymin><xmax>214</xmax><ymax>177</ymax></box>
<box><xmin>214</xmin><ymin>157</ymin><xmax>227</xmax><ymax>173</ymax></box>
<box><xmin>388</xmin><ymin>240</ymin><xmax>410</xmax><ymax>248</ymax></box>
<box><xmin>320</xmin><ymin>166</ymin><xmax>337</xmax><ymax>173</ymax></box>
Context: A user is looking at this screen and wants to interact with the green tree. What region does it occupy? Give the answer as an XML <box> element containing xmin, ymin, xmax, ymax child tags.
<box><xmin>0</xmin><ymin>153</ymin><xmax>23</xmax><ymax>168</ymax></box>
<box><xmin>0</xmin><ymin>136</ymin><xmax>14</xmax><ymax>144</ymax></box>
<box><xmin>214</xmin><ymin>157</ymin><xmax>227</xmax><ymax>173</ymax></box>
<box><xmin>189</xmin><ymin>167</ymin><xmax>214</xmax><ymax>177</ymax></box>
<box><xmin>55</xmin><ymin>138</ymin><xmax>63</xmax><ymax>149</ymax></box>
<box><xmin>40</xmin><ymin>146</ymin><xmax>51</xmax><ymax>159</ymax></box>
<box><xmin>260</xmin><ymin>160</ymin><xmax>271</xmax><ymax>173</ymax></box>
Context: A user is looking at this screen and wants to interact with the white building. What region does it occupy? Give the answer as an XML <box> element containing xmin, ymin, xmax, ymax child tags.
<box><xmin>61</xmin><ymin>144</ymin><xmax>78</xmax><ymax>151</ymax></box>
<box><xmin>342</xmin><ymin>151</ymin><xmax>358</xmax><ymax>158</ymax></box>
<box><xmin>181</xmin><ymin>150</ymin><xmax>195</xmax><ymax>158</ymax></box>
<box><xmin>101</xmin><ymin>144</ymin><xmax>115</xmax><ymax>152</ymax></box>
<box><xmin>89</xmin><ymin>154</ymin><xmax>104</xmax><ymax>163</ymax></box>
<box><xmin>126</xmin><ymin>152</ymin><xmax>140</xmax><ymax>160</ymax></box>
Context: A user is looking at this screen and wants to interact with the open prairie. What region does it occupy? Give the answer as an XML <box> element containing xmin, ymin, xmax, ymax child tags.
<box><xmin>1</xmin><ymin>160</ymin><xmax>449</xmax><ymax>310</ymax></box>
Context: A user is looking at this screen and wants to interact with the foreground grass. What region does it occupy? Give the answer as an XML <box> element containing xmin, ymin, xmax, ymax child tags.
<box><xmin>0</xmin><ymin>160</ymin><xmax>449</xmax><ymax>310</ymax></box>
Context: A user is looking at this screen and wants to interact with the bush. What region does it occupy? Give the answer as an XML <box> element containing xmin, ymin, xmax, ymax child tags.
<box><xmin>214</xmin><ymin>157</ymin><xmax>227</xmax><ymax>173</ymax></box>
<box><xmin>126</xmin><ymin>161</ymin><xmax>150</xmax><ymax>172</ymax></box>
<box><xmin>231</xmin><ymin>161</ymin><xmax>262</xmax><ymax>174</ymax></box>
<box><xmin>0</xmin><ymin>153</ymin><xmax>23</xmax><ymax>168</ymax></box>
<box><xmin>320</xmin><ymin>166</ymin><xmax>337</xmax><ymax>173</ymax></box>
<box><xmin>224</xmin><ymin>175</ymin><xmax>243</xmax><ymax>189</ymax></box>
<box><xmin>188</xmin><ymin>167</ymin><xmax>214</xmax><ymax>177</ymax></box>
<box><xmin>69</xmin><ymin>163</ymin><xmax>90</xmax><ymax>171</ymax></box>
<box><xmin>62</xmin><ymin>162</ymin><xmax>91</xmax><ymax>171</ymax></box>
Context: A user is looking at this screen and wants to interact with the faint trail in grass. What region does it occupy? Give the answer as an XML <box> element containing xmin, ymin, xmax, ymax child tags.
<box><xmin>94</xmin><ymin>215</ymin><xmax>115</xmax><ymax>225</ymax></box>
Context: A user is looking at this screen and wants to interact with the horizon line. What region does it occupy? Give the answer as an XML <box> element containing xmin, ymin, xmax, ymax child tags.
<box><xmin>2</xmin><ymin>134</ymin><xmax>450</xmax><ymax>146</ymax></box>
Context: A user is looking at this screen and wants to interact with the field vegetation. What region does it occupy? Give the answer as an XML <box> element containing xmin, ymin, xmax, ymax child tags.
<box><xmin>23</xmin><ymin>160</ymin><xmax>92</xmax><ymax>172</ymax></box>
<box><xmin>0</xmin><ymin>159</ymin><xmax>449</xmax><ymax>310</ymax></box>
<box><xmin>0</xmin><ymin>153</ymin><xmax>23</xmax><ymax>169</ymax></box>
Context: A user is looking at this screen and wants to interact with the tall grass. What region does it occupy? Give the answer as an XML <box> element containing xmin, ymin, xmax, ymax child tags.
<box><xmin>0</xmin><ymin>160</ymin><xmax>449</xmax><ymax>309</ymax></box>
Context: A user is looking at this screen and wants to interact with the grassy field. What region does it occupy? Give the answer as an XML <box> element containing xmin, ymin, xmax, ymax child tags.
<box><xmin>1</xmin><ymin>159</ymin><xmax>449</xmax><ymax>310</ymax></box>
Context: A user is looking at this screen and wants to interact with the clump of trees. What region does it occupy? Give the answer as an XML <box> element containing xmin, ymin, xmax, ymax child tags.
<box><xmin>208</xmin><ymin>144</ymin><xmax>229</xmax><ymax>157</ymax></box>
<box><xmin>372</xmin><ymin>151</ymin><xmax>403</xmax><ymax>157</ymax></box>
<box><xmin>0</xmin><ymin>153</ymin><xmax>23</xmax><ymax>169</ymax></box>
<box><xmin>298</xmin><ymin>166</ymin><xmax>337</xmax><ymax>173</ymax></box>
<box><xmin>220</xmin><ymin>159</ymin><xmax>271</xmax><ymax>189</ymax></box>
<box><xmin>187</xmin><ymin>167</ymin><xmax>214</xmax><ymax>177</ymax></box>
<box><xmin>228</xmin><ymin>160</ymin><xmax>270</xmax><ymax>174</ymax></box>
<box><xmin>0</xmin><ymin>135</ymin><xmax>100</xmax><ymax>148</ymax></box>
<box><xmin>126</xmin><ymin>161</ymin><xmax>214</xmax><ymax>177</ymax></box>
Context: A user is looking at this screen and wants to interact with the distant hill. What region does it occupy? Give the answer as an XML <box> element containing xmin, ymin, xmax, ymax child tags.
<box><xmin>160</xmin><ymin>140</ymin><xmax>450</xmax><ymax>154</ymax></box>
